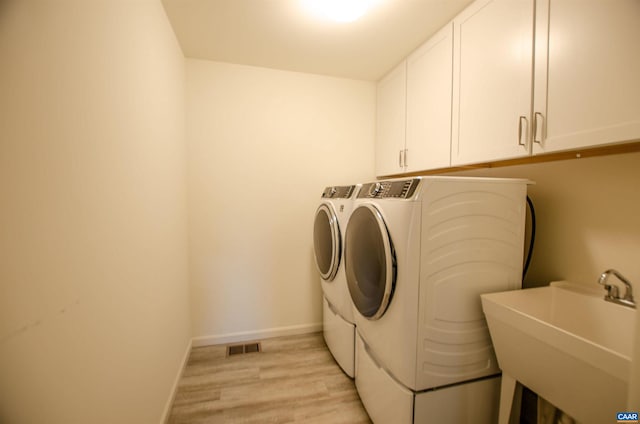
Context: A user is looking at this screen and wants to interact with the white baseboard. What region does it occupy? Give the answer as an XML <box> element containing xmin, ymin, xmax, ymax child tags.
<box><xmin>161</xmin><ymin>338</ymin><xmax>192</xmax><ymax>424</ymax></box>
<box><xmin>191</xmin><ymin>322</ymin><xmax>323</xmax><ymax>347</ymax></box>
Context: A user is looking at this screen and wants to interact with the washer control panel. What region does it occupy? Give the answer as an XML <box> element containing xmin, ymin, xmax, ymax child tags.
<box><xmin>321</xmin><ymin>185</ymin><xmax>356</xmax><ymax>199</ymax></box>
<box><xmin>358</xmin><ymin>179</ymin><xmax>420</xmax><ymax>199</ymax></box>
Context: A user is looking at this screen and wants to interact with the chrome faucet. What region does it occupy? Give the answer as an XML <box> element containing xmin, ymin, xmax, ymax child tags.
<box><xmin>597</xmin><ymin>269</ymin><xmax>636</xmax><ymax>308</ymax></box>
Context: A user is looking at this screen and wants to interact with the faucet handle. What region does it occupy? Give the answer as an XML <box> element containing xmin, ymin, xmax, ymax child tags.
<box><xmin>597</xmin><ymin>269</ymin><xmax>635</xmax><ymax>308</ymax></box>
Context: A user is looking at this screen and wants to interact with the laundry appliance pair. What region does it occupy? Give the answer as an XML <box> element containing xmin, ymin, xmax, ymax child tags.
<box><xmin>314</xmin><ymin>176</ymin><xmax>531</xmax><ymax>423</ymax></box>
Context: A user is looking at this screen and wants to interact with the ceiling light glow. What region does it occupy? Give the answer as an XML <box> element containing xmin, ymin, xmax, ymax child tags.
<box><xmin>302</xmin><ymin>0</ymin><xmax>381</xmax><ymax>23</ymax></box>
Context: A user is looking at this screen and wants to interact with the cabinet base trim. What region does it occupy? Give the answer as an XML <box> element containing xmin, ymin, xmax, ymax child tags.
<box><xmin>379</xmin><ymin>140</ymin><xmax>640</xmax><ymax>178</ymax></box>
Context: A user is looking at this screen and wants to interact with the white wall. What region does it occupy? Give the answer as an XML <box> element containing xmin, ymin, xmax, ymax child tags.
<box><xmin>0</xmin><ymin>1</ymin><xmax>190</xmax><ymax>423</ymax></box>
<box><xmin>451</xmin><ymin>152</ymin><xmax>640</xmax><ymax>289</ymax></box>
<box><xmin>186</xmin><ymin>59</ymin><xmax>375</xmax><ymax>343</ymax></box>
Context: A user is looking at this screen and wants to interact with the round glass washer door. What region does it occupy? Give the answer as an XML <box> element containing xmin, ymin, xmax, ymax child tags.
<box><xmin>345</xmin><ymin>203</ymin><xmax>396</xmax><ymax>320</ymax></box>
<box><xmin>313</xmin><ymin>203</ymin><xmax>341</xmax><ymax>281</ymax></box>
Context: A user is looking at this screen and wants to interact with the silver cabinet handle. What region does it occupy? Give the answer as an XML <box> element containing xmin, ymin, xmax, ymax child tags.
<box><xmin>398</xmin><ymin>149</ymin><xmax>407</xmax><ymax>168</ymax></box>
<box><xmin>518</xmin><ymin>116</ymin><xmax>528</xmax><ymax>147</ymax></box>
<box><xmin>533</xmin><ymin>112</ymin><xmax>544</xmax><ymax>144</ymax></box>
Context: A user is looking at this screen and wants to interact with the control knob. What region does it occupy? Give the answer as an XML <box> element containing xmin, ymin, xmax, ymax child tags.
<box><xmin>368</xmin><ymin>182</ymin><xmax>383</xmax><ymax>197</ymax></box>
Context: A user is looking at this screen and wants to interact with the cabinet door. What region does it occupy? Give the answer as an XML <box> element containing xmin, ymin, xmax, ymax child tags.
<box><xmin>406</xmin><ymin>23</ymin><xmax>453</xmax><ymax>172</ymax></box>
<box><xmin>532</xmin><ymin>0</ymin><xmax>640</xmax><ymax>154</ymax></box>
<box><xmin>452</xmin><ymin>0</ymin><xmax>534</xmax><ymax>166</ymax></box>
<box><xmin>376</xmin><ymin>61</ymin><xmax>406</xmax><ymax>177</ymax></box>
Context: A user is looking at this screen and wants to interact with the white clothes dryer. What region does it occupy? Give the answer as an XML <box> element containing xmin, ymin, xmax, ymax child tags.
<box><xmin>344</xmin><ymin>176</ymin><xmax>531</xmax><ymax>423</ymax></box>
<box><xmin>313</xmin><ymin>184</ymin><xmax>359</xmax><ymax>377</ymax></box>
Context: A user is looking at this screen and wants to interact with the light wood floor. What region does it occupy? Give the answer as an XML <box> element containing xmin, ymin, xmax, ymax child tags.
<box><xmin>168</xmin><ymin>332</ymin><xmax>372</xmax><ymax>424</ymax></box>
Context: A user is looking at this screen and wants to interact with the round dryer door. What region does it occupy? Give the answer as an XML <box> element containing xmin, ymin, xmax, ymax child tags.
<box><xmin>313</xmin><ymin>203</ymin><xmax>341</xmax><ymax>281</ymax></box>
<box><xmin>345</xmin><ymin>204</ymin><xmax>396</xmax><ymax>320</ymax></box>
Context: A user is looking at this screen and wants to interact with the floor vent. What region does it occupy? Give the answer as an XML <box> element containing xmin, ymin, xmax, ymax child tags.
<box><xmin>226</xmin><ymin>342</ymin><xmax>262</xmax><ymax>357</ymax></box>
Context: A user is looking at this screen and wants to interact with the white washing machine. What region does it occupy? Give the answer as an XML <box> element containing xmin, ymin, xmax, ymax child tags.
<box><xmin>313</xmin><ymin>184</ymin><xmax>359</xmax><ymax>378</ymax></box>
<box><xmin>344</xmin><ymin>176</ymin><xmax>531</xmax><ymax>423</ymax></box>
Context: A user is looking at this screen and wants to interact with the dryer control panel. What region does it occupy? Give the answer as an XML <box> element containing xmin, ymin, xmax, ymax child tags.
<box><xmin>358</xmin><ymin>179</ymin><xmax>420</xmax><ymax>199</ymax></box>
<box><xmin>321</xmin><ymin>185</ymin><xmax>356</xmax><ymax>199</ymax></box>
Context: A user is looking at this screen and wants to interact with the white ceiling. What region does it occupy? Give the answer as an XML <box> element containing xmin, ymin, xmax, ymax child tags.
<box><xmin>161</xmin><ymin>0</ymin><xmax>474</xmax><ymax>81</ymax></box>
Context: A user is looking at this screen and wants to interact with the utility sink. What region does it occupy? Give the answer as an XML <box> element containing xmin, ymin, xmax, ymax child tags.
<box><xmin>481</xmin><ymin>281</ymin><xmax>636</xmax><ymax>424</ymax></box>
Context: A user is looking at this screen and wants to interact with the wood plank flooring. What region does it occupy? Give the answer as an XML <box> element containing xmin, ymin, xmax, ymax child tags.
<box><xmin>168</xmin><ymin>332</ymin><xmax>372</xmax><ymax>424</ymax></box>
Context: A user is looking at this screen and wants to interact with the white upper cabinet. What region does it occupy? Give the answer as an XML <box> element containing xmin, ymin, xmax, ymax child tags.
<box><xmin>376</xmin><ymin>61</ymin><xmax>407</xmax><ymax>177</ymax></box>
<box><xmin>376</xmin><ymin>24</ymin><xmax>454</xmax><ymax>177</ymax></box>
<box><xmin>406</xmin><ymin>23</ymin><xmax>453</xmax><ymax>171</ymax></box>
<box><xmin>376</xmin><ymin>0</ymin><xmax>640</xmax><ymax>175</ymax></box>
<box><xmin>451</xmin><ymin>0</ymin><xmax>535</xmax><ymax>166</ymax></box>
<box><xmin>532</xmin><ymin>0</ymin><xmax>640</xmax><ymax>154</ymax></box>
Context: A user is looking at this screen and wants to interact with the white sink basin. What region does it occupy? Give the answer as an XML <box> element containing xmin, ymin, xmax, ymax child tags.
<box><xmin>481</xmin><ymin>281</ymin><xmax>636</xmax><ymax>424</ymax></box>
